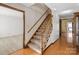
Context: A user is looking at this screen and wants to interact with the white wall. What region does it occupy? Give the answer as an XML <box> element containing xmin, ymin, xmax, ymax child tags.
<box><xmin>46</xmin><ymin>11</ymin><xmax>60</xmax><ymax>48</ymax></box>
<box><xmin>0</xmin><ymin>3</ymin><xmax>50</xmax><ymax>54</ymax></box>
<box><xmin>4</xmin><ymin>4</ymin><xmax>50</xmax><ymax>45</ymax></box>
<box><xmin>0</xmin><ymin>6</ymin><xmax>23</xmax><ymax>37</ymax></box>
<box><xmin>24</xmin><ymin>4</ymin><xmax>50</xmax><ymax>44</ymax></box>
<box><xmin>0</xmin><ymin>5</ymin><xmax>23</xmax><ymax>54</ymax></box>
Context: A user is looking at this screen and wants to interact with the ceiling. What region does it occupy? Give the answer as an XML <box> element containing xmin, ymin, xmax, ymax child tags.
<box><xmin>45</xmin><ymin>3</ymin><xmax>79</xmax><ymax>18</ymax></box>
<box><xmin>22</xmin><ymin>3</ymin><xmax>79</xmax><ymax>18</ymax></box>
<box><xmin>22</xmin><ymin>3</ymin><xmax>34</xmax><ymax>7</ymax></box>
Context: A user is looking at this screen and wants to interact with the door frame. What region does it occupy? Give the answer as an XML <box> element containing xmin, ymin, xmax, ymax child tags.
<box><xmin>0</xmin><ymin>3</ymin><xmax>26</xmax><ymax>48</ymax></box>
<box><xmin>59</xmin><ymin>19</ymin><xmax>61</xmax><ymax>38</ymax></box>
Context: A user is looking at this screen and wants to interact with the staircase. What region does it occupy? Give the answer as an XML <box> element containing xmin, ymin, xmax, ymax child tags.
<box><xmin>28</xmin><ymin>14</ymin><xmax>52</xmax><ymax>54</ymax></box>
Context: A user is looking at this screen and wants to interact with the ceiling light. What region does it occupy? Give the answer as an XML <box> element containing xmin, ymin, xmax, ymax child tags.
<box><xmin>60</xmin><ymin>10</ymin><xmax>73</xmax><ymax>14</ymax></box>
<box><xmin>54</xmin><ymin>8</ymin><xmax>56</xmax><ymax>11</ymax></box>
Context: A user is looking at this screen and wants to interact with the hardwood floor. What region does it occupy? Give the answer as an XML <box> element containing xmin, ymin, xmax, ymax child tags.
<box><xmin>11</xmin><ymin>48</ymin><xmax>39</xmax><ymax>55</ymax></box>
<box><xmin>44</xmin><ymin>33</ymin><xmax>77</xmax><ymax>55</ymax></box>
<box><xmin>11</xmin><ymin>33</ymin><xmax>78</xmax><ymax>55</ymax></box>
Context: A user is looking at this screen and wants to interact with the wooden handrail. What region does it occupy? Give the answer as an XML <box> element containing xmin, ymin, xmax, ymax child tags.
<box><xmin>27</xmin><ymin>8</ymin><xmax>49</xmax><ymax>33</ymax></box>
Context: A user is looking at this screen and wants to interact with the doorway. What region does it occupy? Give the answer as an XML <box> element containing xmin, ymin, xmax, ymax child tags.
<box><xmin>60</xmin><ymin>18</ymin><xmax>74</xmax><ymax>47</ymax></box>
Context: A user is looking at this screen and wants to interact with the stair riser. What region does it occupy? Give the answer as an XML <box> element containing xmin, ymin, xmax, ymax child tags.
<box><xmin>31</xmin><ymin>40</ymin><xmax>41</xmax><ymax>47</ymax></box>
<box><xmin>28</xmin><ymin>44</ymin><xmax>41</xmax><ymax>54</ymax></box>
<box><xmin>33</xmin><ymin>36</ymin><xmax>41</xmax><ymax>40</ymax></box>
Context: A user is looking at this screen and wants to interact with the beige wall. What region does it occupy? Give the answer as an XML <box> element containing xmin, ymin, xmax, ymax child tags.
<box><xmin>61</xmin><ymin>20</ymin><xmax>67</xmax><ymax>33</ymax></box>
